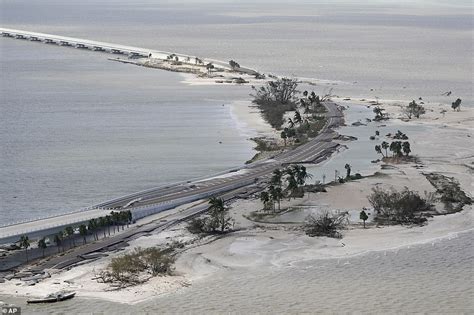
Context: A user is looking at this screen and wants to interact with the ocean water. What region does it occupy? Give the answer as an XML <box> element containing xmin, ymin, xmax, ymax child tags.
<box><xmin>1</xmin><ymin>0</ymin><xmax>472</xmax><ymax>222</ymax></box>
<box><xmin>2</xmin><ymin>230</ymin><xmax>472</xmax><ymax>314</ymax></box>
<box><xmin>0</xmin><ymin>39</ymin><xmax>254</xmax><ymax>223</ymax></box>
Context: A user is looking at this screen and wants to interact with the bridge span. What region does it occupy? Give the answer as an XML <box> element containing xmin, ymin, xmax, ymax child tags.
<box><xmin>0</xmin><ymin>27</ymin><xmax>258</xmax><ymax>74</ymax></box>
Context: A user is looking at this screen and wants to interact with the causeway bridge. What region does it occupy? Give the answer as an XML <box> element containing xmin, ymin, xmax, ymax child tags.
<box><xmin>0</xmin><ymin>27</ymin><xmax>258</xmax><ymax>74</ymax></box>
<box><xmin>0</xmin><ymin>28</ymin><xmax>343</xmax><ymax>246</ymax></box>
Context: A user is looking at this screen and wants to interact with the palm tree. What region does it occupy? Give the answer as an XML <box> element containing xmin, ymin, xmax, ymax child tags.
<box><xmin>54</xmin><ymin>233</ymin><xmax>62</xmax><ymax>253</ymax></box>
<box><xmin>286</xmin><ymin>175</ymin><xmax>299</xmax><ymax>200</ymax></box>
<box><xmin>402</xmin><ymin>141</ymin><xmax>411</xmax><ymax>156</ymax></box>
<box><xmin>105</xmin><ymin>215</ymin><xmax>112</xmax><ymax>236</ymax></box>
<box><xmin>360</xmin><ymin>210</ymin><xmax>369</xmax><ymax>228</ymax></box>
<box><xmin>126</xmin><ymin>210</ymin><xmax>133</xmax><ymax>228</ymax></box>
<box><xmin>37</xmin><ymin>238</ymin><xmax>47</xmax><ymax>257</ymax></box>
<box><xmin>390</xmin><ymin>141</ymin><xmax>403</xmax><ymax>157</ymax></box>
<box><xmin>303</xmin><ymin>105</ymin><xmax>311</xmax><ymax>115</ymax></box>
<box><xmin>381</xmin><ymin>141</ymin><xmax>389</xmax><ymax>157</ymax></box>
<box><xmin>88</xmin><ymin>219</ymin><xmax>98</xmax><ymax>240</ymax></box>
<box><xmin>294</xmin><ymin>111</ymin><xmax>302</xmax><ymax>125</ymax></box>
<box><xmin>206</xmin><ymin>63</ymin><xmax>214</xmax><ymax>75</ymax></box>
<box><xmin>269</xmin><ymin>186</ymin><xmax>283</xmax><ymax>211</ymax></box>
<box><xmin>271</xmin><ymin>169</ymin><xmax>283</xmax><ymax>188</ymax></box>
<box><xmin>375</xmin><ymin>145</ymin><xmax>383</xmax><ymax>157</ymax></box>
<box><xmin>280</xmin><ymin>130</ymin><xmax>288</xmax><ymax>147</ymax></box>
<box><xmin>207</xmin><ymin>197</ymin><xmax>231</xmax><ymax>233</ymax></box>
<box><xmin>293</xmin><ymin>165</ymin><xmax>312</xmax><ymax>185</ymax></box>
<box><xmin>299</xmin><ymin>98</ymin><xmax>307</xmax><ymax>108</ymax></box>
<box><xmin>208</xmin><ymin>197</ymin><xmax>225</xmax><ymax>212</ymax></box>
<box><xmin>99</xmin><ymin>217</ymin><xmax>107</xmax><ymax>238</ymax></box>
<box><xmin>260</xmin><ymin>191</ymin><xmax>270</xmax><ymax>211</ymax></box>
<box><xmin>79</xmin><ymin>224</ymin><xmax>88</xmax><ymax>244</ymax></box>
<box><xmin>110</xmin><ymin>211</ymin><xmax>117</xmax><ymax>234</ymax></box>
<box><xmin>119</xmin><ymin>212</ymin><xmax>127</xmax><ymax>230</ymax></box>
<box><xmin>268</xmin><ymin>185</ymin><xmax>277</xmax><ymax>212</ymax></box>
<box><xmin>344</xmin><ymin>163</ymin><xmax>351</xmax><ymax>178</ymax></box>
<box><xmin>65</xmin><ymin>226</ymin><xmax>75</xmax><ymax>248</ymax></box>
<box><xmin>287</xmin><ymin>118</ymin><xmax>295</xmax><ymax>128</ymax></box>
<box><xmin>19</xmin><ymin>235</ymin><xmax>30</xmax><ymax>262</ymax></box>
<box><xmin>112</xmin><ymin>211</ymin><xmax>123</xmax><ymax>232</ymax></box>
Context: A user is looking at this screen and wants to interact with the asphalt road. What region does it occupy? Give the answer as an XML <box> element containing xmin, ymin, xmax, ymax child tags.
<box><xmin>99</xmin><ymin>101</ymin><xmax>343</xmax><ymax>209</ymax></box>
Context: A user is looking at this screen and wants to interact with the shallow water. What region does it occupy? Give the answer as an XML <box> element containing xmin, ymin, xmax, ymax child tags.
<box><xmin>2</xmin><ymin>230</ymin><xmax>472</xmax><ymax>314</ymax></box>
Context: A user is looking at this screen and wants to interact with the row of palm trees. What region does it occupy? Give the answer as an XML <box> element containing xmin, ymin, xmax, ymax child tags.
<box><xmin>260</xmin><ymin>165</ymin><xmax>312</xmax><ymax>212</ymax></box>
<box><xmin>17</xmin><ymin>210</ymin><xmax>133</xmax><ymax>262</ymax></box>
<box><xmin>375</xmin><ymin>140</ymin><xmax>411</xmax><ymax>158</ymax></box>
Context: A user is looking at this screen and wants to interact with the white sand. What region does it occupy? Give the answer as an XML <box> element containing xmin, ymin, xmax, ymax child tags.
<box><xmin>229</xmin><ymin>100</ymin><xmax>277</xmax><ymax>139</ymax></box>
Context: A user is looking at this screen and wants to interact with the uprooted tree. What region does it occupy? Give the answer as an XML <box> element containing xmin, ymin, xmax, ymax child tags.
<box><xmin>304</xmin><ymin>211</ymin><xmax>347</xmax><ymax>238</ymax></box>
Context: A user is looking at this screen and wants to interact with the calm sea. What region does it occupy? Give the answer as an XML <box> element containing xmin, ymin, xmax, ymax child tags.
<box><xmin>1</xmin><ymin>0</ymin><xmax>472</xmax><ymax>223</ymax></box>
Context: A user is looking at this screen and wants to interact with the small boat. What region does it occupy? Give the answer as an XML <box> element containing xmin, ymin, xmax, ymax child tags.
<box><xmin>27</xmin><ymin>291</ymin><xmax>76</xmax><ymax>304</ymax></box>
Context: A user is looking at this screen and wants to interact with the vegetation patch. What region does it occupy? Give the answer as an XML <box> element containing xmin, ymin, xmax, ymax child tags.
<box><xmin>250</xmin><ymin>78</ymin><xmax>328</xmax><ymax>140</ymax></box>
<box><xmin>259</xmin><ymin>165</ymin><xmax>312</xmax><ymax>212</ymax></box>
<box><xmin>187</xmin><ymin>197</ymin><xmax>234</xmax><ymax>235</ymax></box>
<box><xmin>97</xmin><ymin>246</ymin><xmax>175</xmax><ymax>287</ymax></box>
<box><xmin>424</xmin><ymin>173</ymin><xmax>472</xmax><ymax>213</ymax></box>
<box><xmin>375</xmin><ymin>130</ymin><xmax>415</xmax><ymax>164</ymax></box>
<box><xmin>304</xmin><ymin>211</ymin><xmax>347</xmax><ymax>238</ymax></box>
<box><xmin>402</xmin><ymin>100</ymin><xmax>426</xmax><ymax>119</ymax></box>
<box><xmin>368</xmin><ymin>187</ymin><xmax>434</xmax><ymax>225</ymax></box>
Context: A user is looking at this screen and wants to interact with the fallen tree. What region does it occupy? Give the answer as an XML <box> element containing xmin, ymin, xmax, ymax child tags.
<box><xmin>304</xmin><ymin>211</ymin><xmax>347</xmax><ymax>238</ymax></box>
